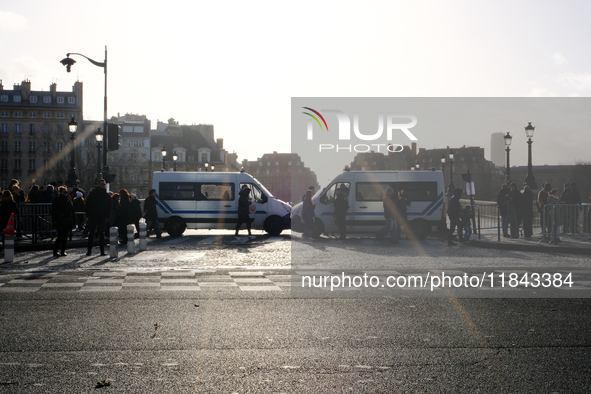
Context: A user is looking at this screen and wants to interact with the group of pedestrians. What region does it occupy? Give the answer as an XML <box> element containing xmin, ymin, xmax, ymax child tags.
<box><xmin>0</xmin><ymin>178</ymin><xmax>164</xmax><ymax>258</ymax></box>
<box><xmin>496</xmin><ymin>182</ymin><xmax>535</xmax><ymax>239</ymax></box>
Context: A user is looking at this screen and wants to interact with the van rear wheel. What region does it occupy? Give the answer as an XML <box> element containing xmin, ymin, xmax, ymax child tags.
<box><xmin>264</xmin><ymin>216</ymin><xmax>283</xmax><ymax>236</ymax></box>
<box><xmin>165</xmin><ymin>217</ymin><xmax>186</xmax><ymax>237</ymax></box>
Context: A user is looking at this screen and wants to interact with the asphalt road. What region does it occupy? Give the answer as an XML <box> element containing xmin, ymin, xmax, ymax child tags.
<box><xmin>1</xmin><ymin>230</ymin><xmax>590</xmax><ymax>392</ymax></box>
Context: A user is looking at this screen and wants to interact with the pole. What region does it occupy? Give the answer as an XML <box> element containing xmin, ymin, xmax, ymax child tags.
<box><xmin>525</xmin><ymin>138</ymin><xmax>536</xmax><ymax>188</ymax></box>
<box><xmin>505</xmin><ymin>146</ymin><xmax>511</xmax><ymax>182</ymax></box>
<box><xmin>102</xmin><ymin>46</ymin><xmax>109</xmax><ymax>184</ymax></box>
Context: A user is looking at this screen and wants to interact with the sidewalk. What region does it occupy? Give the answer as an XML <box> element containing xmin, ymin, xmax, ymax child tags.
<box><xmin>468</xmin><ymin>227</ymin><xmax>591</xmax><ymax>255</ymax></box>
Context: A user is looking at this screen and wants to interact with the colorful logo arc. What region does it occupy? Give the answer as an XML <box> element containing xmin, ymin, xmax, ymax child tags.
<box><xmin>302</xmin><ymin>107</ymin><xmax>329</xmax><ymax>131</ymax></box>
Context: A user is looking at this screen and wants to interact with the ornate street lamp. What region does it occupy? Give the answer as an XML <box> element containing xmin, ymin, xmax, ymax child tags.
<box><xmin>415</xmin><ymin>160</ymin><xmax>420</xmax><ymax>170</ymax></box>
<box><xmin>66</xmin><ymin>117</ymin><xmax>78</xmax><ymax>188</ymax></box>
<box><xmin>504</xmin><ymin>132</ymin><xmax>512</xmax><ymax>182</ymax></box>
<box><xmin>447</xmin><ymin>149</ymin><xmax>455</xmax><ymax>193</ymax></box>
<box><xmin>204</xmin><ymin>161</ymin><xmax>209</xmax><ymax>172</ymax></box>
<box><xmin>524</xmin><ymin>122</ymin><xmax>536</xmax><ymax>188</ymax></box>
<box><xmin>440</xmin><ymin>154</ymin><xmax>446</xmax><ymax>183</ymax></box>
<box><xmin>161</xmin><ymin>146</ymin><xmax>167</xmax><ymax>171</ymax></box>
<box><xmin>61</xmin><ymin>47</ymin><xmax>110</xmax><ymax>182</ymax></box>
<box><xmin>172</xmin><ymin>151</ymin><xmax>178</xmax><ymax>172</ymax></box>
<box><xmin>95</xmin><ymin>128</ymin><xmax>103</xmax><ymax>181</ymax></box>
<box><xmin>210</xmin><ymin>164</ymin><xmax>215</xmax><ymax>172</ymax></box>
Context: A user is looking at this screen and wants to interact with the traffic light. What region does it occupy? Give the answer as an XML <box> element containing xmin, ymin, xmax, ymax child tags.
<box><xmin>107</xmin><ymin>123</ymin><xmax>120</xmax><ymax>151</ymax></box>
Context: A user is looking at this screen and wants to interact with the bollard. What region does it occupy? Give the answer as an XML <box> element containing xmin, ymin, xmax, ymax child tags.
<box><xmin>109</xmin><ymin>227</ymin><xmax>118</xmax><ymax>259</ymax></box>
<box><xmin>3</xmin><ymin>213</ymin><xmax>16</xmax><ymax>263</ymax></box>
<box><xmin>139</xmin><ymin>222</ymin><xmax>147</xmax><ymax>251</ymax></box>
<box><xmin>127</xmin><ymin>224</ymin><xmax>135</xmax><ymax>254</ymax></box>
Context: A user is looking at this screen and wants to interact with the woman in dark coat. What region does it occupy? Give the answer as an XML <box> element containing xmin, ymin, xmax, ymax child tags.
<box><xmin>51</xmin><ymin>186</ymin><xmax>76</xmax><ymax>257</ymax></box>
<box><xmin>0</xmin><ymin>190</ymin><xmax>17</xmax><ymax>230</ymax></box>
<box><xmin>117</xmin><ymin>189</ymin><xmax>132</xmax><ymax>244</ymax></box>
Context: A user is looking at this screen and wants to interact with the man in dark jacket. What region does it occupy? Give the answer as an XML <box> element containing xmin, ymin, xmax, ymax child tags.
<box><xmin>236</xmin><ymin>185</ymin><xmax>253</xmax><ymax>237</ymax></box>
<box><xmin>85</xmin><ymin>179</ymin><xmax>112</xmax><ymax>256</ymax></box>
<box><xmin>448</xmin><ymin>188</ymin><xmax>463</xmax><ymax>246</ymax></box>
<box><xmin>497</xmin><ymin>184</ymin><xmax>510</xmax><ymax>237</ymax></box>
<box><xmin>143</xmin><ymin>189</ymin><xmax>162</xmax><ymax>238</ymax></box>
<box><xmin>52</xmin><ymin>186</ymin><xmax>76</xmax><ymax>257</ymax></box>
<box><xmin>521</xmin><ymin>185</ymin><xmax>535</xmax><ymax>238</ymax></box>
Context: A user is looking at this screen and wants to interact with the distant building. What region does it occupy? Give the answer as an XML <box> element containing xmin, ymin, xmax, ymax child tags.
<box><xmin>242</xmin><ymin>152</ymin><xmax>319</xmax><ymax>203</ymax></box>
<box><xmin>490</xmin><ymin>132</ymin><xmax>505</xmax><ymax>167</ymax></box>
<box><xmin>0</xmin><ymin>79</ymin><xmax>83</xmax><ymax>190</ymax></box>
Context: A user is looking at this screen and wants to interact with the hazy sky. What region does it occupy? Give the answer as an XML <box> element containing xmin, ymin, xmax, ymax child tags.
<box><xmin>2</xmin><ymin>1</ymin><xmax>590</xmax><ymax>174</ymax></box>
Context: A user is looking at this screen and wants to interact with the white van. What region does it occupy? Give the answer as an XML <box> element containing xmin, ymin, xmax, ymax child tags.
<box><xmin>291</xmin><ymin>170</ymin><xmax>446</xmax><ymax>240</ymax></box>
<box><xmin>152</xmin><ymin>171</ymin><xmax>291</xmax><ymax>236</ymax></box>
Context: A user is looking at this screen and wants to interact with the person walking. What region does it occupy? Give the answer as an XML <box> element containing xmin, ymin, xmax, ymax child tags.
<box><xmin>376</xmin><ymin>187</ymin><xmax>399</xmax><ymax>244</ymax></box>
<box><xmin>333</xmin><ymin>187</ymin><xmax>349</xmax><ymax>240</ymax></box>
<box><xmin>129</xmin><ymin>194</ymin><xmax>143</xmax><ymax>238</ymax></box>
<box><xmin>117</xmin><ymin>189</ymin><xmax>132</xmax><ymax>245</ymax></box>
<box><xmin>448</xmin><ymin>188</ymin><xmax>463</xmax><ymax>246</ymax></box>
<box><xmin>497</xmin><ymin>184</ymin><xmax>510</xmax><ymax>237</ymax></box>
<box><xmin>521</xmin><ymin>184</ymin><xmax>535</xmax><ymax>238</ymax></box>
<box><xmin>51</xmin><ymin>186</ymin><xmax>76</xmax><ymax>257</ymax></box>
<box><xmin>85</xmin><ymin>179</ymin><xmax>111</xmax><ymax>256</ymax></box>
<box><xmin>0</xmin><ymin>190</ymin><xmax>17</xmax><ymax>230</ymax></box>
<box><xmin>236</xmin><ymin>185</ymin><xmax>253</xmax><ymax>238</ymax></box>
<box><xmin>144</xmin><ymin>189</ymin><xmax>162</xmax><ymax>238</ymax></box>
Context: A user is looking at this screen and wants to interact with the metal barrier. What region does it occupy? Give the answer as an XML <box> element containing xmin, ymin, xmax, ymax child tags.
<box><xmin>473</xmin><ymin>203</ymin><xmax>543</xmax><ymax>241</ymax></box>
<box><xmin>541</xmin><ymin>204</ymin><xmax>591</xmax><ymax>245</ymax></box>
<box><xmin>11</xmin><ymin>203</ymin><xmax>87</xmax><ymax>244</ymax></box>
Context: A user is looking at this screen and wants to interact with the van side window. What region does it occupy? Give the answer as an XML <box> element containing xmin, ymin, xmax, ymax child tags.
<box><xmin>240</xmin><ymin>183</ymin><xmax>267</xmax><ymax>204</ymax></box>
<box><xmin>198</xmin><ymin>183</ymin><xmax>235</xmax><ymax>201</ymax></box>
<box><xmin>320</xmin><ymin>182</ymin><xmax>351</xmax><ymax>204</ymax></box>
<box><xmin>160</xmin><ymin>182</ymin><xmax>195</xmax><ymax>200</ymax></box>
<box><xmin>356</xmin><ymin>183</ymin><xmax>389</xmax><ymax>202</ymax></box>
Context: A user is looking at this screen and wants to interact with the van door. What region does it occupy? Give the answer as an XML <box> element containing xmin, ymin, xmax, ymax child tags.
<box><xmin>317</xmin><ymin>182</ymin><xmax>352</xmax><ymax>233</ymax></box>
<box><xmin>353</xmin><ymin>181</ymin><xmax>389</xmax><ymax>232</ymax></box>
<box><xmin>196</xmin><ymin>182</ymin><xmax>237</xmax><ymax>229</ymax></box>
<box><xmin>239</xmin><ymin>182</ymin><xmax>268</xmax><ymax>229</ymax></box>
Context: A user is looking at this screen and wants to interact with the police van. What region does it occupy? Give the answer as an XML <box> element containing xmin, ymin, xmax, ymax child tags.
<box><xmin>291</xmin><ymin>170</ymin><xmax>446</xmax><ymax>240</ymax></box>
<box><xmin>152</xmin><ymin>171</ymin><xmax>291</xmax><ymax>236</ymax></box>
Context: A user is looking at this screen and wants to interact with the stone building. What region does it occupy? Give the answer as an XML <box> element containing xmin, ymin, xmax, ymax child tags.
<box><xmin>0</xmin><ymin>79</ymin><xmax>83</xmax><ymax>190</ymax></box>
<box><xmin>242</xmin><ymin>152</ymin><xmax>319</xmax><ymax>204</ymax></box>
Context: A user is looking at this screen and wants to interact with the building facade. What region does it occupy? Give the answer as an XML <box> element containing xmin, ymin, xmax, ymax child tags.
<box><xmin>0</xmin><ymin>79</ymin><xmax>83</xmax><ymax>190</ymax></box>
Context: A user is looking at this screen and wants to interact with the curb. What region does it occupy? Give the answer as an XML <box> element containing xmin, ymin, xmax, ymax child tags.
<box><xmin>468</xmin><ymin>239</ymin><xmax>591</xmax><ymax>256</ymax></box>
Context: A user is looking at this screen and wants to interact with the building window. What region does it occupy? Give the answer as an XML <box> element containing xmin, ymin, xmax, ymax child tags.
<box><xmin>56</xmin><ymin>113</ymin><xmax>64</xmax><ymax>119</ymax></box>
<box><xmin>15</xmin><ymin>141</ymin><xmax>21</xmax><ymax>152</ymax></box>
<box><xmin>28</xmin><ymin>111</ymin><xmax>37</xmax><ymax>118</ymax></box>
<box><xmin>14</xmin><ymin>159</ymin><xmax>21</xmax><ymax>171</ymax></box>
<box><xmin>0</xmin><ymin>111</ymin><xmax>8</xmax><ymax>118</ymax></box>
<box><xmin>0</xmin><ymin>95</ymin><xmax>8</xmax><ymax>102</ymax></box>
<box><xmin>57</xmin><ymin>97</ymin><xmax>64</xmax><ymax>104</ymax></box>
<box><xmin>29</xmin><ymin>96</ymin><xmax>38</xmax><ymax>103</ymax></box>
<box><xmin>43</xmin><ymin>142</ymin><xmax>50</xmax><ymax>152</ymax></box>
<box><xmin>13</xmin><ymin>95</ymin><xmax>21</xmax><ymax>103</ymax></box>
<box><xmin>67</xmin><ymin>97</ymin><xmax>75</xmax><ymax>104</ymax></box>
<box><xmin>134</xmin><ymin>126</ymin><xmax>143</xmax><ymax>133</ymax></box>
<box><xmin>123</xmin><ymin>125</ymin><xmax>133</xmax><ymax>133</ymax></box>
<box><xmin>14</xmin><ymin>124</ymin><xmax>22</xmax><ymax>136</ymax></box>
<box><xmin>29</xmin><ymin>159</ymin><xmax>36</xmax><ymax>171</ymax></box>
<box><xmin>56</xmin><ymin>142</ymin><xmax>64</xmax><ymax>152</ymax></box>
<box><xmin>0</xmin><ymin>141</ymin><xmax>7</xmax><ymax>152</ymax></box>
<box><xmin>14</xmin><ymin>111</ymin><xmax>23</xmax><ymax>118</ymax></box>
<box><xmin>1</xmin><ymin>124</ymin><xmax>8</xmax><ymax>136</ymax></box>
<box><xmin>43</xmin><ymin>112</ymin><xmax>51</xmax><ymax>118</ymax></box>
<box><xmin>29</xmin><ymin>124</ymin><xmax>36</xmax><ymax>136</ymax></box>
<box><xmin>29</xmin><ymin>141</ymin><xmax>35</xmax><ymax>153</ymax></box>
<box><xmin>0</xmin><ymin>159</ymin><xmax>7</xmax><ymax>172</ymax></box>
<box><xmin>43</xmin><ymin>96</ymin><xmax>51</xmax><ymax>104</ymax></box>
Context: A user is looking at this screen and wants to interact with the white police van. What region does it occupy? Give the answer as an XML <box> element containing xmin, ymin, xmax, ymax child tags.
<box><xmin>152</xmin><ymin>171</ymin><xmax>291</xmax><ymax>236</ymax></box>
<box><xmin>291</xmin><ymin>170</ymin><xmax>446</xmax><ymax>240</ymax></box>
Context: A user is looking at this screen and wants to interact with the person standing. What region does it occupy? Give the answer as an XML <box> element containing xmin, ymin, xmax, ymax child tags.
<box><xmin>537</xmin><ymin>183</ymin><xmax>552</xmax><ymax>238</ymax></box>
<box><xmin>376</xmin><ymin>187</ymin><xmax>399</xmax><ymax>244</ymax></box>
<box><xmin>0</xmin><ymin>190</ymin><xmax>17</xmax><ymax>230</ymax></box>
<box><xmin>117</xmin><ymin>189</ymin><xmax>132</xmax><ymax>245</ymax></box>
<box><xmin>521</xmin><ymin>185</ymin><xmax>535</xmax><ymax>238</ymax></box>
<box><xmin>448</xmin><ymin>188</ymin><xmax>463</xmax><ymax>246</ymax></box>
<box><xmin>73</xmin><ymin>191</ymin><xmax>86</xmax><ymax>232</ymax></box>
<box><xmin>508</xmin><ymin>182</ymin><xmax>522</xmax><ymax>238</ymax></box>
<box><xmin>129</xmin><ymin>194</ymin><xmax>143</xmax><ymax>238</ymax></box>
<box><xmin>497</xmin><ymin>184</ymin><xmax>510</xmax><ymax>238</ymax></box>
<box><xmin>547</xmin><ymin>188</ymin><xmax>562</xmax><ymax>243</ymax></box>
<box><xmin>333</xmin><ymin>187</ymin><xmax>349</xmax><ymax>240</ymax></box>
<box><xmin>85</xmin><ymin>179</ymin><xmax>111</xmax><ymax>256</ymax></box>
<box><xmin>236</xmin><ymin>185</ymin><xmax>253</xmax><ymax>238</ymax></box>
<box><xmin>52</xmin><ymin>186</ymin><xmax>76</xmax><ymax>257</ymax></box>
<box><xmin>144</xmin><ymin>189</ymin><xmax>162</xmax><ymax>238</ymax></box>
<box><xmin>395</xmin><ymin>187</ymin><xmax>411</xmax><ymax>238</ymax></box>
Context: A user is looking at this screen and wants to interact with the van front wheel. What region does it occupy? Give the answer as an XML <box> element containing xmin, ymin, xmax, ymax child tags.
<box><xmin>165</xmin><ymin>217</ymin><xmax>186</xmax><ymax>237</ymax></box>
<box><xmin>264</xmin><ymin>216</ymin><xmax>283</xmax><ymax>236</ymax></box>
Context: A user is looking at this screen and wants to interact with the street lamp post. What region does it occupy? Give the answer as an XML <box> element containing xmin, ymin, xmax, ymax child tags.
<box><xmin>172</xmin><ymin>152</ymin><xmax>178</xmax><ymax>172</ymax></box>
<box><xmin>161</xmin><ymin>146</ymin><xmax>167</xmax><ymax>171</ymax></box>
<box><xmin>440</xmin><ymin>154</ymin><xmax>446</xmax><ymax>183</ymax></box>
<box><xmin>66</xmin><ymin>117</ymin><xmax>78</xmax><ymax>188</ymax></box>
<box><xmin>95</xmin><ymin>128</ymin><xmax>103</xmax><ymax>181</ymax></box>
<box><xmin>415</xmin><ymin>160</ymin><xmax>420</xmax><ymax>170</ymax></box>
<box><xmin>211</xmin><ymin>164</ymin><xmax>215</xmax><ymax>172</ymax></box>
<box><xmin>204</xmin><ymin>161</ymin><xmax>209</xmax><ymax>172</ymax></box>
<box><xmin>61</xmin><ymin>46</ymin><xmax>110</xmax><ymax>183</ymax></box>
<box><xmin>524</xmin><ymin>122</ymin><xmax>536</xmax><ymax>188</ymax></box>
<box><xmin>447</xmin><ymin>150</ymin><xmax>455</xmax><ymax>194</ymax></box>
<box><xmin>504</xmin><ymin>132</ymin><xmax>512</xmax><ymax>182</ymax></box>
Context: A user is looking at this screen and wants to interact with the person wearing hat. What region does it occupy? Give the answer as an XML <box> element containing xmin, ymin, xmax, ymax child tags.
<box><xmin>236</xmin><ymin>184</ymin><xmax>254</xmax><ymax>238</ymax></box>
